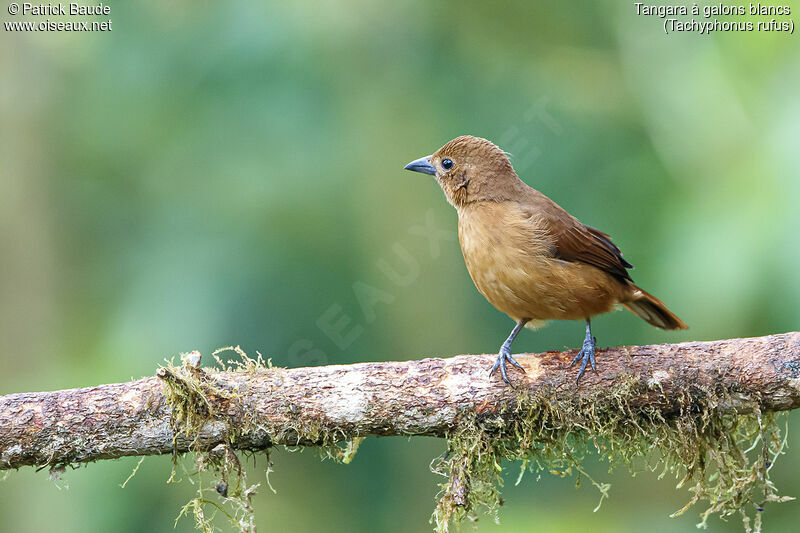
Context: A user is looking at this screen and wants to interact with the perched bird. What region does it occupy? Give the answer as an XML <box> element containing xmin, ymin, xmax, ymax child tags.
<box><xmin>404</xmin><ymin>135</ymin><xmax>687</xmax><ymax>384</ymax></box>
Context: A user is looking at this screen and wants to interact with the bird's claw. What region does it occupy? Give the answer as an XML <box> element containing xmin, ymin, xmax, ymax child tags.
<box><xmin>489</xmin><ymin>347</ymin><xmax>525</xmax><ymax>385</ymax></box>
<box><xmin>569</xmin><ymin>336</ymin><xmax>597</xmax><ymax>384</ymax></box>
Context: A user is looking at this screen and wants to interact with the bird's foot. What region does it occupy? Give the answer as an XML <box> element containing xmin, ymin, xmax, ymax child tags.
<box><xmin>569</xmin><ymin>335</ymin><xmax>597</xmax><ymax>384</ymax></box>
<box><xmin>489</xmin><ymin>345</ymin><xmax>525</xmax><ymax>385</ymax></box>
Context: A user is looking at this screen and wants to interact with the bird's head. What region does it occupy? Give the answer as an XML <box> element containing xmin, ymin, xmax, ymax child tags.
<box><xmin>404</xmin><ymin>135</ymin><xmax>524</xmax><ymax>208</ymax></box>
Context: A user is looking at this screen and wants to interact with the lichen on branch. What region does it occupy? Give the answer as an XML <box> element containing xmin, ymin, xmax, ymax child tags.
<box><xmin>431</xmin><ymin>376</ymin><xmax>791</xmax><ymax>533</ymax></box>
<box><xmin>157</xmin><ymin>348</ymin><xmax>368</xmax><ymax>532</ymax></box>
<box><xmin>1</xmin><ymin>333</ymin><xmax>799</xmax><ymax>533</ymax></box>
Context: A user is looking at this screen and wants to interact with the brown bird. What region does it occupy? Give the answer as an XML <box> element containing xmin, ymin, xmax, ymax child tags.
<box><xmin>404</xmin><ymin>135</ymin><xmax>687</xmax><ymax>384</ymax></box>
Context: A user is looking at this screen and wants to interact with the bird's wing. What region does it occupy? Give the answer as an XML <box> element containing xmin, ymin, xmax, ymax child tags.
<box><xmin>523</xmin><ymin>195</ymin><xmax>633</xmax><ymax>282</ymax></box>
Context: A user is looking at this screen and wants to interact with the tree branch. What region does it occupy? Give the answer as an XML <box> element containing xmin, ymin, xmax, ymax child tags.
<box><xmin>2</xmin><ymin>332</ymin><xmax>799</xmax><ymax>471</ymax></box>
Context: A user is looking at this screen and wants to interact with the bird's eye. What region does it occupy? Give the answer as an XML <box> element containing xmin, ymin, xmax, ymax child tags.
<box><xmin>441</xmin><ymin>158</ymin><xmax>454</xmax><ymax>170</ymax></box>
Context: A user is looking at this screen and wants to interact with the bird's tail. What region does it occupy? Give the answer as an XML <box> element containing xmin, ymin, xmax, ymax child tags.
<box><xmin>622</xmin><ymin>286</ymin><xmax>688</xmax><ymax>330</ymax></box>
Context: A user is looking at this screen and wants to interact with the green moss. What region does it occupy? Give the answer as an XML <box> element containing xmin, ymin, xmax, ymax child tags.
<box><xmin>173</xmin><ymin>443</ymin><xmax>260</xmax><ymax>533</ymax></box>
<box><xmin>159</xmin><ymin>365</ymin><xmax>224</xmax><ymax>439</ymax></box>
<box><xmin>431</xmin><ymin>375</ymin><xmax>791</xmax><ymax>533</ymax></box>
<box><xmin>159</xmin><ymin>351</ymin><xmax>790</xmax><ymax>533</ymax></box>
<box><xmin>158</xmin><ymin>348</ymin><xmax>365</xmax><ymax>533</ymax></box>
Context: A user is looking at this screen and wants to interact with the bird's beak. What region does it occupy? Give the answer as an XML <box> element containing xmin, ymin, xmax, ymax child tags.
<box><xmin>404</xmin><ymin>155</ymin><xmax>436</xmax><ymax>176</ymax></box>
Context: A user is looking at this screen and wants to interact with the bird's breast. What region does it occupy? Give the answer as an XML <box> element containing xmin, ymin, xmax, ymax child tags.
<box><xmin>457</xmin><ymin>202</ymin><xmax>552</xmax><ymax>317</ymax></box>
<box><xmin>456</xmin><ymin>202</ymin><xmax>622</xmax><ymax>321</ymax></box>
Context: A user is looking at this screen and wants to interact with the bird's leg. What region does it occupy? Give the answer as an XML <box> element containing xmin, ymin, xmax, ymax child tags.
<box><xmin>489</xmin><ymin>319</ymin><xmax>529</xmax><ymax>384</ymax></box>
<box><xmin>569</xmin><ymin>319</ymin><xmax>597</xmax><ymax>383</ymax></box>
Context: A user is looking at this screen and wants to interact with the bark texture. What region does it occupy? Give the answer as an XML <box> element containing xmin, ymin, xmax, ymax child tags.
<box><xmin>1</xmin><ymin>332</ymin><xmax>799</xmax><ymax>471</ymax></box>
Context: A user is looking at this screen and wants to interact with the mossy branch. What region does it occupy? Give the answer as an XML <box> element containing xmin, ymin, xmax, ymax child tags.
<box><xmin>1</xmin><ymin>333</ymin><xmax>799</xmax><ymax>532</ymax></box>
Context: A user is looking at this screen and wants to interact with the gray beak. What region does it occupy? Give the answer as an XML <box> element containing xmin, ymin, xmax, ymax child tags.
<box><xmin>404</xmin><ymin>155</ymin><xmax>436</xmax><ymax>175</ymax></box>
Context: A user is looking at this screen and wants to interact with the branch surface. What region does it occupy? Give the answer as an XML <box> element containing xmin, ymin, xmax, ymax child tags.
<box><xmin>2</xmin><ymin>332</ymin><xmax>799</xmax><ymax>470</ymax></box>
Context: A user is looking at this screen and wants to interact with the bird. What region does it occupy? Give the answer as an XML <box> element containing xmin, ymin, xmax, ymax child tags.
<box><xmin>404</xmin><ymin>135</ymin><xmax>687</xmax><ymax>385</ymax></box>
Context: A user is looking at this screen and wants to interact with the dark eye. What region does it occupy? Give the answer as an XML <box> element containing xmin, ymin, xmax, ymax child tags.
<box><xmin>441</xmin><ymin>158</ymin><xmax>454</xmax><ymax>170</ymax></box>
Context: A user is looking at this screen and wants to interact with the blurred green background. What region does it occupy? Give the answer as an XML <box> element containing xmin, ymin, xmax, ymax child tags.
<box><xmin>2</xmin><ymin>1</ymin><xmax>799</xmax><ymax>531</ymax></box>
